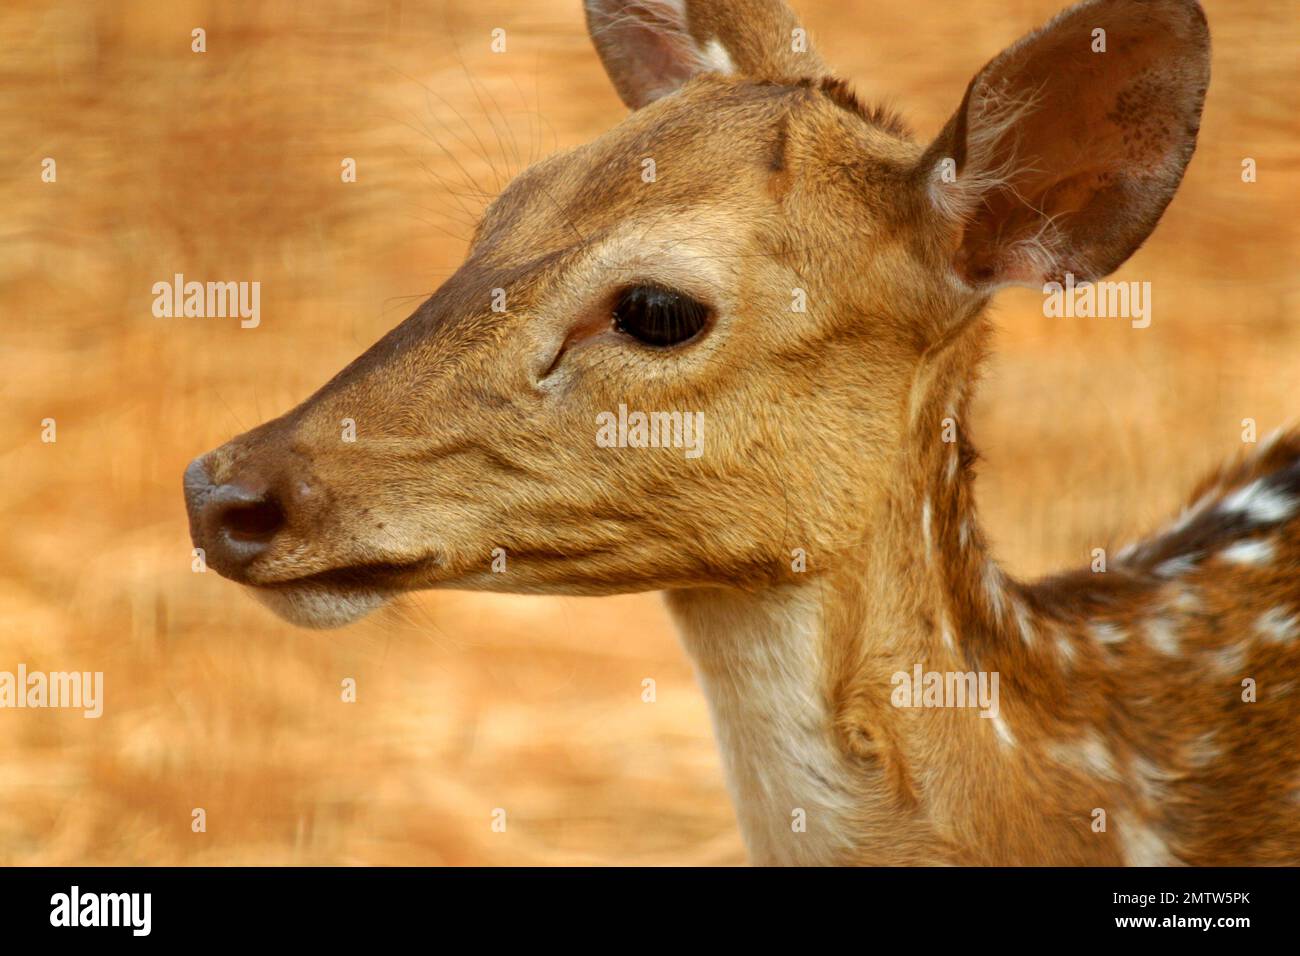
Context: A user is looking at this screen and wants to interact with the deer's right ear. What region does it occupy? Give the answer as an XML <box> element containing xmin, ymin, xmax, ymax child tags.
<box><xmin>918</xmin><ymin>0</ymin><xmax>1210</xmax><ymax>290</ymax></box>
<box><xmin>584</xmin><ymin>0</ymin><xmax>826</xmax><ymax>110</ymax></box>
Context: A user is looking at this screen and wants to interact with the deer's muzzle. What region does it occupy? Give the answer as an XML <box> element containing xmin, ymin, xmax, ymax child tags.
<box><xmin>183</xmin><ymin>456</ymin><xmax>291</xmax><ymax>581</ymax></box>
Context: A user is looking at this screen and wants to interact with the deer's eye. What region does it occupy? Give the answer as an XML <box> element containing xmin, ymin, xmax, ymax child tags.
<box><xmin>611</xmin><ymin>284</ymin><xmax>710</xmax><ymax>348</ymax></box>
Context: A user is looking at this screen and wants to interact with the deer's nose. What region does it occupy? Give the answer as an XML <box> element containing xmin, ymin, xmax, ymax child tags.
<box><xmin>184</xmin><ymin>457</ymin><xmax>288</xmax><ymax>575</ymax></box>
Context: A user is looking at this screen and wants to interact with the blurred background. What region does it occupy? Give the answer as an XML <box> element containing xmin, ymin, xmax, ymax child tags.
<box><xmin>0</xmin><ymin>0</ymin><xmax>1296</xmax><ymax>865</ymax></box>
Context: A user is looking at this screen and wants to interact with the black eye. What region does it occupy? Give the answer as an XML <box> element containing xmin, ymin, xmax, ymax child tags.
<box><xmin>611</xmin><ymin>284</ymin><xmax>710</xmax><ymax>348</ymax></box>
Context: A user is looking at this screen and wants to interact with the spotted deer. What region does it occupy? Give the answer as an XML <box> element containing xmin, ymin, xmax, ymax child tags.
<box><xmin>183</xmin><ymin>0</ymin><xmax>1300</xmax><ymax>865</ymax></box>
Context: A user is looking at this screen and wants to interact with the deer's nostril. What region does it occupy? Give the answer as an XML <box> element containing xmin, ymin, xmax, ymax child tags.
<box><xmin>218</xmin><ymin>494</ymin><xmax>286</xmax><ymax>543</ymax></box>
<box><xmin>186</xmin><ymin>457</ymin><xmax>293</xmax><ymax>578</ymax></box>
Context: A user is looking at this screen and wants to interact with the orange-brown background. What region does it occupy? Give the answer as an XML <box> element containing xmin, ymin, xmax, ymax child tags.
<box><xmin>1</xmin><ymin>0</ymin><xmax>1296</xmax><ymax>864</ymax></box>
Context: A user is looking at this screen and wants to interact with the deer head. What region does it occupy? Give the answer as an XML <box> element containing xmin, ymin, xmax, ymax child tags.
<box><xmin>184</xmin><ymin>0</ymin><xmax>1210</xmax><ymax>630</ymax></box>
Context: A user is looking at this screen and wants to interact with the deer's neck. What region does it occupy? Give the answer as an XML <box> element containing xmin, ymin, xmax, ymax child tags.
<box><xmin>667</xmin><ymin>325</ymin><xmax>1081</xmax><ymax>865</ymax></box>
<box><xmin>668</xmin><ymin>582</ymin><xmax>864</xmax><ymax>865</ymax></box>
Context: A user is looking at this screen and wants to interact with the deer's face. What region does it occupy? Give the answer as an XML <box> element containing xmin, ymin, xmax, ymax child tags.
<box><xmin>184</xmin><ymin>0</ymin><xmax>1209</xmax><ymax>627</ymax></box>
<box><xmin>184</xmin><ymin>75</ymin><xmax>927</xmax><ymax>627</ymax></box>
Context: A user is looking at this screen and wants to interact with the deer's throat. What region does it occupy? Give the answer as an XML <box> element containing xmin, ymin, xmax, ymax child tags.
<box><xmin>665</xmin><ymin>582</ymin><xmax>864</xmax><ymax>865</ymax></box>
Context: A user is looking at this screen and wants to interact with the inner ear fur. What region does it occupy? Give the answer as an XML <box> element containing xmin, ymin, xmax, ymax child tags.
<box><xmin>919</xmin><ymin>0</ymin><xmax>1210</xmax><ymax>288</ymax></box>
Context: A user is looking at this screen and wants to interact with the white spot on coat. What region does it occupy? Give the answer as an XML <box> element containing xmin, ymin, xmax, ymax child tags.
<box><xmin>1121</xmin><ymin>821</ymin><xmax>1181</xmax><ymax>866</ymax></box>
<box><xmin>940</xmin><ymin>611</ymin><xmax>956</xmax><ymax>651</ymax></box>
<box><xmin>991</xmin><ymin>713</ymin><xmax>1015</xmax><ymax>748</ymax></box>
<box><xmin>1054</xmin><ymin>631</ymin><xmax>1076</xmax><ymax>666</ymax></box>
<box><xmin>1184</xmin><ymin>731</ymin><xmax>1221</xmax><ymax>769</ymax></box>
<box><xmin>1206</xmin><ymin>644</ymin><xmax>1246</xmax><ymax>675</ymax></box>
<box><xmin>1155</xmin><ymin>555</ymin><xmax>1199</xmax><ymax>579</ymax></box>
<box><xmin>1256</xmin><ymin>607</ymin><xmax>1299</xmax><ymax>644</ymax></box>
<box><xmin>1170</xmin><ymin>586</ymin><xmax>1202</xmax><ymax>614</ymax></box>
<box><xmin>1144</xmin><ymin>617</ymin><xmax>1180</xmax><ymax>656</ymax></box>
<box><xmin>1012</xmin><ymin>599</ymin><xmax>1035</xmax><ymax>647</ymax></box>
<box><xmin>1091</xmin><ymin>622</ymin><xmax>1127</xmax><ymax>645</ymax></box>
<box><xmin>984</xmin><ymin>563</ymin><xmax>1005</xmax><ymax>622</ymax></box>
<box><xmin>1218</xmin><ymin>477</ymin><xmax>1295</xmax><ymax>525</ymax></box>
<box><xmin>1048</xmin><ymin>731</ymin><xmax>1119</xmax><ymax>779</ymax></box>
<box><xmin>1130</xmin><ymin>753</ymin><xmax>1179</xmax><ymax>804</ymax></box>
<box><xmin>1219</xmin><ymin>538</ymin><xmax>1276</xmax><ymax>565</ymax></box>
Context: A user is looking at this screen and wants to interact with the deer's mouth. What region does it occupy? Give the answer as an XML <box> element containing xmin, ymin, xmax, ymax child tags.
<box><xmin>260</xmin><ymin>553</ymin><xmax>446</xmax><ymax>593</ymax></box>
<box><xmin>242</xmin><ymin>554</ymin><xmax>445</xmax><ymax>629</ymax></box>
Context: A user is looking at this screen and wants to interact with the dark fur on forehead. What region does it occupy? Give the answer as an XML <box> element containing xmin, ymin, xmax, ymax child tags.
<box><xmin>805</xmin><ymin>76</ymin><xmax>911</xmax><ymax>140</ymax></box>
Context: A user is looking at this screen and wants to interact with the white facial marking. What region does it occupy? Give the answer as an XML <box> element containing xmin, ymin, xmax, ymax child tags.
<box><xmin>1256</xmin><ymin>607</ymin><xmax>1300</xmax><ymax>644</ymax></box>
<box><xmin>1219</xmin><ymin>538</ymin><xmax>1276</xmax><ymax>566</ymax></box>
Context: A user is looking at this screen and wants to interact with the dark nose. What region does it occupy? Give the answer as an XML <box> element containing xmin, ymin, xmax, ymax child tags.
<box><xmin>184</xmin><ymin>457</ymin><xmax>287</xmax><ymax>576</ymax></box>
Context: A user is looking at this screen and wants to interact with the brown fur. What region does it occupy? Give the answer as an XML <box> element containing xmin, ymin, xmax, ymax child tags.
<box><xmin>187</xmin><ymin>0</ymin><xmax>1298</xmax><ymax>863</ymax></box>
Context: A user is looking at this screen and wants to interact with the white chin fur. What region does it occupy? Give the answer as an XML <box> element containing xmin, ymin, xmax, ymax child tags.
<box><xmin>247</xmin><ymin>584</ymin><xmax>389</xmax><ymax>629</ymax></box>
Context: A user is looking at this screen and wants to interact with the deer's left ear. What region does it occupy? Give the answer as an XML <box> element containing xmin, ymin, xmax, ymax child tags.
<box><xmin>584</xmin><ymin>0</ymin><xmax>827</xmax><ymax>110</ymax></box>
<box><xmin>919</xmin><ymin>0</ymin><xmax>1210</xmax><ymax>289</ymax></box>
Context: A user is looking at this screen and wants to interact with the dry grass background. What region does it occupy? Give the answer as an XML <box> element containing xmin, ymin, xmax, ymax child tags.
<box><xmin>0</xmin><ymin>0</ymin><xmax>1296</xmax><ymax>865</ymax></box>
